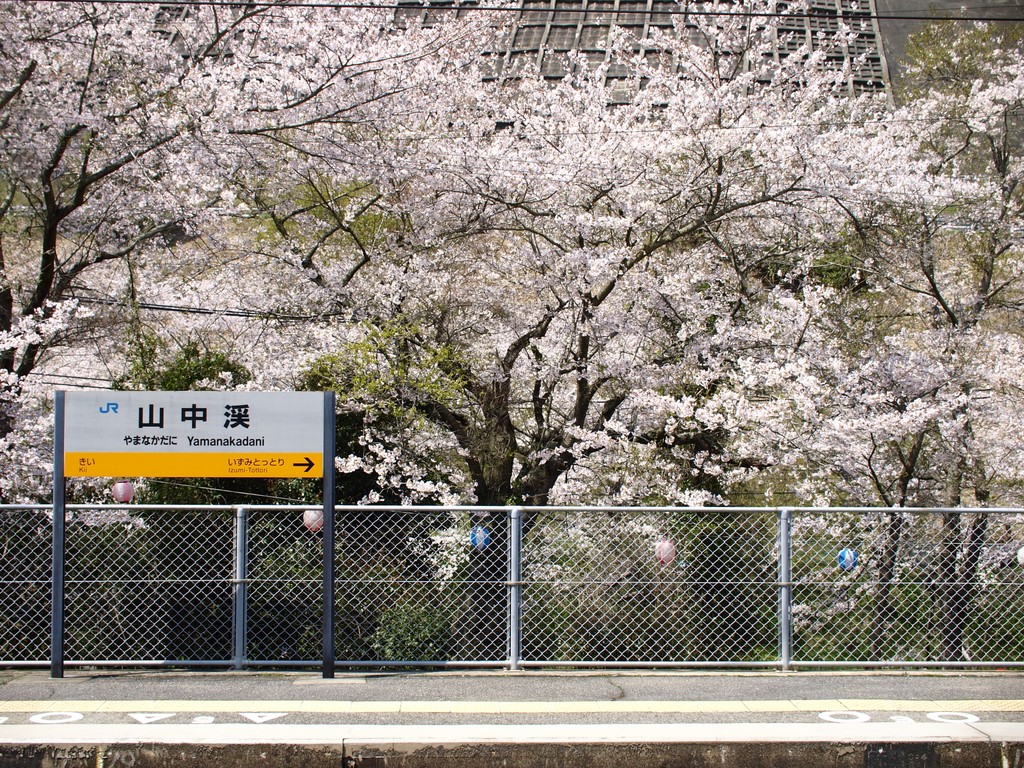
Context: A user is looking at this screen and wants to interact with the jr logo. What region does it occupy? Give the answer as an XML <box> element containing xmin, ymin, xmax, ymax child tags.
<box><xmin>99</xmin><ymin>403</ymin><xmax>119</xmax><ymax>414</ymax></box>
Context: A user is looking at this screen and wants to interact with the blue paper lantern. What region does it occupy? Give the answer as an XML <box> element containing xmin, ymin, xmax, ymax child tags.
<box><xmin>837</xmin><ymin>548</ymin><xmax>858</xmax><ymax>571</ymax></box>
<box><xmin>470</xmin><ymin>525</ymin><xmax>491</xmax><ymax>550</ymax></box>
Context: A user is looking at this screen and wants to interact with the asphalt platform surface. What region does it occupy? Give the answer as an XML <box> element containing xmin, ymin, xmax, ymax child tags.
<box><xmin>2</xmin><ymin>671</ymin><xmax>1024</xmax><ymax>741</ymax></box>
<box><xmin>2</xmin><ymin>668</ymin><xmax>1024</xmax><ymax>765</ymax></box>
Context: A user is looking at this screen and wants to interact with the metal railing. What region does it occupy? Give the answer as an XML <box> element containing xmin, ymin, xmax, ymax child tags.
<box><xmin>3</xmin><ymin>504</ymin><xmax>1023</xmax><ymax>672</ymax></box>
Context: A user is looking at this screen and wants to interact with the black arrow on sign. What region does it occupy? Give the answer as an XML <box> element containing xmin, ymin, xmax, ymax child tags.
<box><xmin>293</xmin><ymin>457</ymin><xmax>315</xmax><ymax>473</ymax></box>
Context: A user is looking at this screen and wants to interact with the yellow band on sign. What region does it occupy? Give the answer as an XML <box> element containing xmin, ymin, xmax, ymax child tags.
<box><xmin>65</xmin><ymin>452</ymin><xmax>323</xmax><ymax>479</ymax></box>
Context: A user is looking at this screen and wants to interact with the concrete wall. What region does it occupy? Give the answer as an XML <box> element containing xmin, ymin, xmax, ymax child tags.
<box><xmin>4</xmin><ymin>741</ymin><xmax>1024</xmax><ymax>768</ymax></box>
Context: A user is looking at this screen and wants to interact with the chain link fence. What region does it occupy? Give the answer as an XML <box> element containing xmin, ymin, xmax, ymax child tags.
<box><xmin>520</xmin><ymin>508</ymin><xmax>779</xmax><ymax>665</ymax></box>
<box><xmin>790</xmin><ymin>508</ymin><xmax>1024</xmax><ymax>665</ymax></box>
<box><xmin>0</xmin><ymin>506</ymin><xmax>51</xmax><ymax>664</ymax></box>
<box><xmin>3</xmin><ymin>504</ymin><xmax>1023</xmax><ymax>670</ymax></box>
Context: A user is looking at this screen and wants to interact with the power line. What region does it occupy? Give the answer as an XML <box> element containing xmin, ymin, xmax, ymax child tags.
<box><xmin>24</xmin><ymin>371</ymin><xmax>115</xmax><ymax>389</ymax></box>
<box><xmin>207</xmin><ymin>115</ymin><xmax>1022</xmax><ymax>189</ymax></box>
<box><xmin>4</xmin><ymin>0</ymin><xmax>1023</xmax><ymax>24</ymax></box>
<box><xmin>77</xmin><ymin>296</ymin><xmax>337</xmax><ymax>321</ymax></box>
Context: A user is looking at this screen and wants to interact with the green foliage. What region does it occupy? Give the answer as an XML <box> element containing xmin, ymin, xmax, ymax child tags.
<box><xmin>303</xmin><ymin>318</ymin><xmax>467</xmax><ymax>418</ymax></box>
<box><xmin>244</xmin><ymin>512</ymin><xmax>324</xmax><ymax>662</ymax></box>
<box><xmin>301</xmin><ymin>320</ymin><xmax>474</xmax><ymax>503</ymax></box>
<box><xmin>114</xmin><ymin>326</ymin><xmax>161</xmax><ymax>392</ymax></box>
<box><xmin>687</xmin><ymin>514</ymin><xmax>778</xmax><ymax>659</ymax></box>
<box><xmin>896</xmin><ymin>20</ymin><xmax>1024</xmax><ymax>202</ymax></box>
<box><xmin>899</xmin><ymin>20</ymin><xmax>1024</xmax><ymax>100</ymax></box>
<box><xmin>114</xmin><ymin>338</ymin><xmax>277</xmax><ymax>506</ymax></box>
<box><xmin>59</xmin><ymin>510</ymin><xmax>235</xmax><ymax>662</ymax></box>
<box><xmin>369</xmin><ymin>603</ymin><xmax>452</xmax><ymax>662</ymax></box>
<box><xmin>248</xmin><ymin>175</ymin><xmax>402</xmax><ymax>262</ymax></box>
<box><xmin>116</xmin><ymin>339</ymin><xmax>251</xmax><ymax>392</ymax></box>
<box><xmin>810</xmin><ymin>236</ymin><xmax>870</xmax><ymax>293</ymax></box>
<box><xmin>138</xmin><ymin>478</ymin><xmax>272</xmax><ymax>506</ymax></box>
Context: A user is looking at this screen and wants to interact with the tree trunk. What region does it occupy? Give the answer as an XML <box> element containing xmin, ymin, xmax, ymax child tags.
<box><xmin>934</xmin><ymin>511</ymin><xmax>988</xmax><ymax>662</ymax></box>
<box><xmin>870</xmin><ymin>508</ymin><xmax>904</xmax><ymax>660</ymax></box>
<box><xmin>461</xmin><ymin>513</ymin><xmax>509</xmax><ymax>661</ymax></box>
<box><xmin>0</xmin><ymin>237</ymin><xmax>17</xmax><ymax>442</ymax></box>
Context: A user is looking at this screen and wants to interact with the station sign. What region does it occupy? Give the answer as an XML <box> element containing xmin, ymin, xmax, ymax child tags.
<box><xmin>62</xmin><ymin>391</ymin><xmax>325</xmax><ymax>478</ymax></box>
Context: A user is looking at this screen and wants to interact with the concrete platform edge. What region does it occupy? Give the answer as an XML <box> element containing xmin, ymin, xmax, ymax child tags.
<box><xmin>3</xmin><ymin>724</ymin><xmax>1024</xmax><ymax>767</ymax></box>
<box><xmin>2</xmin><ymin>739</ymin><xmax>1024</xmax><ymax>768</ymax></box>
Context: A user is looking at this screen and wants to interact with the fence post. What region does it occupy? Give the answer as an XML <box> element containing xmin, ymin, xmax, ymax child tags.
<box><xmin>778</xmin><ymin>507</ymin><xmax>792</xmax><ymax>671</ymax></box>
<box><xmin>507</xmin><ymin>506</ymin><xmax>523</xmax><ymax>671</ymax></box>
<box><xmin>232</xmin><ymin>506</ymin><xmax>249</xmax><ymax>670</ymax></box>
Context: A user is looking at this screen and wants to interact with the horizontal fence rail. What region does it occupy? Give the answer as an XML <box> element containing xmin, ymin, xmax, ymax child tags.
<box><xmin>2</xmin><ymin>505</ymin><xmax>1023</xmax><ymax>673</ymax></box>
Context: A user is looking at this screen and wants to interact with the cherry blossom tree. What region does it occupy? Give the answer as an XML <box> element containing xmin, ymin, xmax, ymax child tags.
<box><xmin>0</xmin><ymin>0</ymin><xmax>502</xmax><ymax>501</ymax></box>
<box><xmin>142</xmin><ymin>3</ymin><xmax>893</xmax><ymax>656</ymax></box>
<box><xmin>6</xmin><ymin>0</ymin><xmax>1021</xmax><ymax>665</ymax></box>
<box><xmin>725</xmin><ymin>20</ymin><xmax>1024</xmax><ymax>660</ymax></box>
<box><xmin>9</xmin><ymin>1</ymin><xmax>1019</xmax><ymax>529</ymax></box>
<box><xmin>263</xmin><ymin>3</ymin><xmax>889</xmax><ymax>511</ymax></box>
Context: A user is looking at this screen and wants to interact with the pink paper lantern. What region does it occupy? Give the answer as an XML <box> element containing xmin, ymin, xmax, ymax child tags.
<box><xmin>303</xmin><ymin>508</ymin><xmax>324</xmax><ymax>533</ymax></box>
<box><xmin>111</xmin><ymin>481</ymin><xmax>135</xmax><ymax>504</ymax></box>
<box><xmin>655</xmin><ymin>537</ymin><xmax>676</xmax><ymax>566</ymax></box>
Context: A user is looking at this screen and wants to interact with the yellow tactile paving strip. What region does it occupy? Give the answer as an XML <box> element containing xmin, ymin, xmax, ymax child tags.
<box><xmin>2</xmin><ymin>699</ymin><xmax>1024</xmax><ymax>714</ymax></box>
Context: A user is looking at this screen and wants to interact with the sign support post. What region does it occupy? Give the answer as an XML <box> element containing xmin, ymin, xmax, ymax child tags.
<box><xmin>51</xmin><ymin>392</ymin><xmax>67</xmax><ymax>679</ymax></box>
<box><xmin>322</xmin><ymin>391</ymin><xmax>336</xmax><ymax>679</ymax></box>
